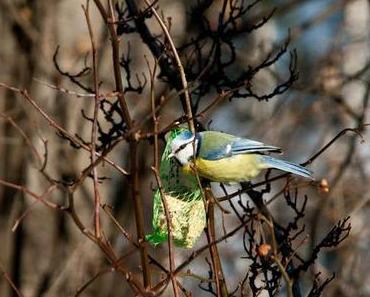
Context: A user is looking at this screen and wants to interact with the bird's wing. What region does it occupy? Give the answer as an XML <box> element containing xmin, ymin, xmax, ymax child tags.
<box><xmin>260</xmin><ymin>156</ymin><xmax>314</xmax><ymax>179</ymax></box>
<box><xmin>198</xmin><ymin>131</ymin><xmax>281</xmax><ymax>160</ymax></box>
<box><xmin>231</xmin><ymin>137</ymin><xmax>282</xmax><ymax>154</ymax></box>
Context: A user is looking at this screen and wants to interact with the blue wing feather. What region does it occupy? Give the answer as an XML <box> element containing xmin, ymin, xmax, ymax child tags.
<box><xmin>231</xmin><ymin>139</ymin><xmax>281</xmax><ymax>154</ymax></box>
<box><xmin>198</xmin><ymin>131</ymin><xmax>281</xmax><ymax>160</ymax></box>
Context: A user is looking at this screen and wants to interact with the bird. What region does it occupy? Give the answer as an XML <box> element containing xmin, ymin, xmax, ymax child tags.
<box><xmin>168</xmin><ymin>130</ymin><xmax>313</xmax><ymax>182</ymax></box>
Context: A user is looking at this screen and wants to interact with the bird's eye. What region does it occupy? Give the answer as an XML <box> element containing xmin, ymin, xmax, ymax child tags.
<box><xmin>175</xmin><ymin>143</ymin><xmax>187</xmax><ymax>154</ymax></box>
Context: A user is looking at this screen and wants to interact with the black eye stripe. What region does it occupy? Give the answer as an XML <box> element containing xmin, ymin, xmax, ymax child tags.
<box><xmin>174</xmin><ymin>141</ymin><xmax>193</xmax><ymax>154</ymax></box>
<box><xmin>175</xmin><ymin>144</ymin><xmax>186</xmax><ymax>154</ymax></box>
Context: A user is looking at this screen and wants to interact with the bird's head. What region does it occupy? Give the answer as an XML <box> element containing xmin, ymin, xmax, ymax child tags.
<box><xmin>168</xmin><ymin>130</ymin><xmax>197</xmax><ymax>165</ymax></box>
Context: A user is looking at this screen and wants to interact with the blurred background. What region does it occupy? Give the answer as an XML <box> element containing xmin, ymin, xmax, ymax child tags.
<box><xmin>0</xmin><ymin>0</ymin><xmax>369</xmax><ymax>296</ymax></box>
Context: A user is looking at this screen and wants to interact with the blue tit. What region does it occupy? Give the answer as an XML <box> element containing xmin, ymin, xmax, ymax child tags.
<box><xmin>168</xmin><ymin>130</ymin><xmax>313</xmax><ymax>182</ymax></box>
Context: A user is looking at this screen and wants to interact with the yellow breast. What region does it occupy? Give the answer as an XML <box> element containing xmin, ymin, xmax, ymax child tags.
<box><xmin>182</xmin><ymin>154</ymin><xmax>264</xmax><ymax>182</ymax></box>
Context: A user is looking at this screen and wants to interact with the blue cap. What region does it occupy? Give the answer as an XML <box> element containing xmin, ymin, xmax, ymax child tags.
<box><xmin>177</xmin><ymin>130</ymin><xmax>193</xmax><ymax>140</ymax></box>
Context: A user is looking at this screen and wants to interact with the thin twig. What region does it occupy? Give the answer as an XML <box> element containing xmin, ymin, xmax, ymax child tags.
<box><xmin>0</xmin><ymin>179</ymin><xmax>62</xmax><ymax>210</ymax></box>
<box><xmin>33</xmin><ymin>78</ymin><xmax>95</xmax><ymax>97</ymax></box>
<box><xmin>93</xmin><ymin>1</ymin><xmax>151</xmax><ymax>287</ymax></box>
<box><xmin>0</xmin><ymin>111</ymin><xmax>43</xmax><ymax>166</ymax></box>
<box><xmin>93</xmin><ymin>0</ymin><xmax>133</xmax><ymax>129</ymax></box>
<box><xmin>145</xmin><ymin>56</ymin><xmax>159</xmax><ymax>170</ymax></box>
<box><xmin>152</xmin><ymin>167</ymin><xmax>179</xmax><ymax>297</ymax></box>
<box><xmin>12</xmin><ymin>185</ymin><xmax>57</xmax><ymax>232</ymax></box>
<box><xmin>0</xmin><ymin>83</ymin><xmax>129</xmax><ymax>176</ymax></box>
<box><xmin>102</xmin><ymin>203</ymin><xmax>180</xmax><ymax>294</ymax></box>
<box><xmin>67</xmin><ymin>190</ymin><xmax>152</xmax><ymax>296</ymax></box>
<box><xmin>144</xmin><ymin>0</ymin><xmax>195</xmax><ymax>133</ymax></box>
<box><xmin>0</xmin><ymin>260</ymin><xmax>25</xmax><ymax>297</ymax></box>
<box><xmin>74</xmin><ymin>267</ymin><xmax>113</xmax><ymax>297</ymax></box>
<box><xmin>147</xmin><ymin>59</ymin><xmax>179</xmax><ymax>296</ymax></box>
<box><xmin>204</xmin><ymin>188</ymin><xmax>229</xmax><ymax>297</ymax></box>
<box><xmin>83</xmin><ymin>0</ymin><xmax>101</xmax><ymax>238</ymax></box>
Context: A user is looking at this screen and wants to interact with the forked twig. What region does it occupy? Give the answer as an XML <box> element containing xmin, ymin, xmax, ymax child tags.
<box><xmin>144</xmin><ymin>0</ymin><xmax>195</xmax><ymax>134</ymax></box>
<box><xmin>82</xmin><ymin>0</ymin><xmax>101</xmax><ymax>238</ymax></box>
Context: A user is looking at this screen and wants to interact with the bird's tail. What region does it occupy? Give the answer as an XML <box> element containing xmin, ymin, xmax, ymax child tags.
<box><xmin>260</xmin><ymin>155</ymin><xmax>314</xmax><ymax>179</ymax></box>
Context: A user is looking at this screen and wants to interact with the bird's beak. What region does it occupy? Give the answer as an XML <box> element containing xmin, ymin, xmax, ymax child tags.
<box><xmin>167</xmin><ymin>152</ymin><xmax>174</xmax><ymax>159</ymax></box>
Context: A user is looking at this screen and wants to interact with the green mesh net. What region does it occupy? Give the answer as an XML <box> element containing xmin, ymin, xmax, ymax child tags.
<box><xmin>146</xmin><ymin>128</ymin><xmax>206</xmax><ymax>248</ymax></box>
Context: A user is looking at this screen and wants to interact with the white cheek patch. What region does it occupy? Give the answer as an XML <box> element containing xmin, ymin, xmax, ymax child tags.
<box><xmin>176</xmin><ymin>143</ymin><xmax>194</xmax><ymax>165</ymax></box>
<box><xmin>170</xmin><ymin>135</ymin><xmax>198</xmax><ymax>166</ymax></box>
